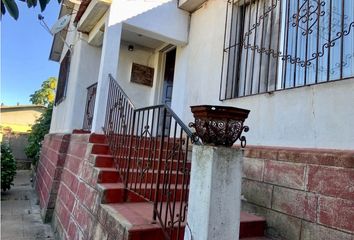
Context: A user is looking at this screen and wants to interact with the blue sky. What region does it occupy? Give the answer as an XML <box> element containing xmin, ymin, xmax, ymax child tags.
<box><xmin>1</xmin><ymin>1</ymin><xmax>60</xmax><ymax>106</ymax></box>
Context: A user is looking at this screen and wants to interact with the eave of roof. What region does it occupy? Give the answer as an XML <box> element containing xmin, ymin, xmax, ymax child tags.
<box><xmin>74</xmin><ymin>0</ymin><xmax>91</xmax><ymax>25</ymax></box>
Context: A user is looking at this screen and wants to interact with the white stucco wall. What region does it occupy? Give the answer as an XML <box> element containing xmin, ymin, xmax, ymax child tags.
<box><xmin>50</xmin><ymin>32</ymin><xmax>102</xmax><ymax>133</ymax></box>
<box><xmin>116</xmin><ymin>42</ymin><xmax>160</xmax><ymax>108</ymax></box>
<box><xmin>171</xmin><ymin>0</ymin><xmax>354</xmax><ymax>150</ymax></box>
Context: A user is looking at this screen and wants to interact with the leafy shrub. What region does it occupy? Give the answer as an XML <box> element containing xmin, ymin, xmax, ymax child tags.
<box><xmin>1</xmin><ymin>142</ymin><xmax>17</xmax><ymax>191</ymax></box>
<box><xmin>25</xmin><ymin>104</ymin><xmax>53</xmax><ymax>166</ymax></box>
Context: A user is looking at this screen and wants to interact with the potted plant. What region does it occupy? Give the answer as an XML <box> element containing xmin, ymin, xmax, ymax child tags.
<box><xmin>189</xmin><ymin>105</ymin><xmax>250</xmax><ymax>147</ymax></box>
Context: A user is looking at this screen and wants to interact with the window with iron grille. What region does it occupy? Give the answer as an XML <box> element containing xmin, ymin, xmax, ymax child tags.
<box><xmin>55</xmin><ymin>50</ymin><xmax>71</xmax><ymax>105</ymax></box>
<box><xmin>220</xmin><ymin>0</ymin><xmax>354</xmax><ymax>100</ymax></box>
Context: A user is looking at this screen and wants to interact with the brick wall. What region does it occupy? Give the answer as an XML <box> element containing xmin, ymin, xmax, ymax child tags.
<box><xmin>242</xmin><ymin>146</ymin><xmax>354</xmax><ymax>240</ymax></box>
<box><xmin>51</xmin><ymin>134</ymin><xmax>97</xmax><ymax>240</ymax></box>
<box><xmin>36</xmin><ymin>134</ymin><xmax>70</xmax><ymax>222</ymax></box>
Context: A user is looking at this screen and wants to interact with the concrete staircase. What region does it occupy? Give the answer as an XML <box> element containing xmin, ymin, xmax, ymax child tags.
<box><xmin>89</xmin><ymin>134</ymin><xmax>268</xmax><ymax>240</ymax></box>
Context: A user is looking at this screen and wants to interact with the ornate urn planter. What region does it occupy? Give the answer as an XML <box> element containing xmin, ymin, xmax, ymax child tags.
<box><xmin>189</xmin><ymin>105</ymin><xmax>250</xmax><ymax>147</ymax></box>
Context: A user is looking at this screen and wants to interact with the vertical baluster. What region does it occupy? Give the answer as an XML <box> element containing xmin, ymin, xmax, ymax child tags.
<box><xmin>258</xmin><ymin>0</ymin><xmax>266</xmax><ymax>93</ymax></box>
<box><xmin>132</xmin><ymin>111</ymin><xmax>141</xmax><ymax>192</ymax></box>
<box><xmin>140</xmin><ymin>109</ymin><xmax>150</xmax><ymax>197</ymax></box>
<box><xmin>315</xmin><ymin>0</ymin><xmax>321</xmax><ymax>84</ymax></box>
<box><xmin>340</xmin><ymin>0</ymin><xmax>345</xmax><ymax>79</ymax></box>
<box><xmin>226</xmin><ymin>1</ymin><xmax>235</xmax><ymax>99</ymax></box>
<box><xmin>231</xmin><ymin>1</ymin><xmax>240</xmax><ymax>98</ymax></box>
<box><xmin>304</xmin><ymin>0</ymin><xmax>310</xmax><ymax>85</ymax></box>
<box><xmin>327</xmin><ymin>0</ymin><xmax>332</xmax><ymax>82</ymax></box>
<box><xmin>164</xmin><ymin>120</ymin><xmax>178</xmax><ymax>236</ymax></box>
<box><xmin>266</xmin><ymin>0</ymin><xmax>274</xmax><ymax>91</ymax></box>
<box><xmin>282</xmin><ymin>0</ymin><xmax>291</xmax><ymax>89</ymax></box>
<box><xmin>243</xmin><ymin>0</ymin><xmax>252</xmax><ymax>96</ymax></box>
<box><xmin>153</xmin><ymin>107</ymin><xmax>167</xmax><ymax>222</ymax></box>
<box><xmin>220</xmin><ymin>0</ymin><xmax>231</xmax><ymax>100</ymax></box>
<box><xmin>149</xmin><ymin>107</ymin><xmax>161</xmax><ymax>200</ymax></box>
<box><xmin>293</xmin><ymin>0</ymin><xmax>301</xmax><ymax>88</ymax></box>
<box><xmin>274</xmin><ymin>0</ymin><xmax>282</xmax><ymax>91</ymax></box>
<box><xmin>250</xmin><ymin>0</ymin><xmax>259</xmax><ymax>95</ymax></box>
<box><xmin>161</xmin><ymin>112</ymin><xmax>172</xmax><ymax>230</ymax></box>
<box><xmin>174</xmin><ymin>128</ymin><xmax>184</xmax><ymax>240</ymax></box>
<box><xmin>124</xmin><ymin>108</ymin><xmax>136</xmax><ymax>200</ymax></box>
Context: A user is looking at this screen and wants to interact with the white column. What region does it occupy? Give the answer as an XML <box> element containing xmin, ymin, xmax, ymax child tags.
<box><xmin>91</xmin><ymin>0</ymin><xmax>123</xmax><ymax>133</ymax></box>
<box><xmin>185</xmin><ymin>145</ymin><xmax>243</xmax><ymax>240</ymax></box>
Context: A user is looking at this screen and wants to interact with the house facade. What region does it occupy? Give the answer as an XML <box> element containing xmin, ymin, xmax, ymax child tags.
<box><xmin>36</xmin><ymin>0</ymin><xmax>353</xmax><ymax>239</ymax></box>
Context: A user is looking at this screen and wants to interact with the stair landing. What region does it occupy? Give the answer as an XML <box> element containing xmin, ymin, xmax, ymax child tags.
<box><xmin>100</xmin><ymin>202</ymin><xmax>266</xmax><ymax>240</ymax></box>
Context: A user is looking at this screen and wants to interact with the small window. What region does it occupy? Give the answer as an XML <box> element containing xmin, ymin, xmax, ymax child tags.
<box><xmin>220</xmin><ymin>0</ymin><xmax>354</xmax><ymax>100</ymax></box>
<box><xmin>55</xmin><ymin>50</ymin><xmax>71</xmax><ymax>105</ymax></box>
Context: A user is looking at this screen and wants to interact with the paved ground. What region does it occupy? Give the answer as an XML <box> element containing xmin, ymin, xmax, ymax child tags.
<box><xmin>1</xmin><ymin>170</ymin><xmax>54</xmax><ymax>240</ymax></box>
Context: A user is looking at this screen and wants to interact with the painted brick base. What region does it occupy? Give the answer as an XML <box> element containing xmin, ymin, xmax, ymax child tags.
<box><xmin>242</xmin><ymin>146</ymin><xmax>354</xmax><ymax>240</ymax></box>
<box><xmin>51</xmin><ymin>133</ymin><xmax>109</xmax><ymax>240</ymax></box>
<box><xmin>36</xmin><ymin>134</ymin><xmax>70</xmax><ymax>222</ymax></box>
<box><xmin>36</xmin><ymin>133</ymin><xmax>353</xmax><ymax>240</ymax></box>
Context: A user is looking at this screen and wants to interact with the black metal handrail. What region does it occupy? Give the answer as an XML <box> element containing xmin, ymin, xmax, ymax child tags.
<box><xmin>83</xmin><ymin>82</ymin><xmax>98</xmax><ymax>131</ymax></box>
<box><xmin>103</xmin><ymin>74</ymin><xmax>199</xmax><ymax>240</ymax></box>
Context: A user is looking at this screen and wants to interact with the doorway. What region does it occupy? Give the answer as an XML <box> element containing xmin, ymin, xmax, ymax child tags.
<box><xmin>161</xmin><ymin>48</ymin><xmax>176</xmax><ymax>106</ymax></box>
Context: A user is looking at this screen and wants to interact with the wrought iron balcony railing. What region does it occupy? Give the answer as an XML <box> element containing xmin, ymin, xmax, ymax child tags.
<box><xmin>82</xmin><ymin>82</ymin><xmax>98</xmax><ymax>131</ymax></box>
<box><xmin>220</xmin><ymin>0</ymin><xmax>354</xmax><ymax>100</ymax></box>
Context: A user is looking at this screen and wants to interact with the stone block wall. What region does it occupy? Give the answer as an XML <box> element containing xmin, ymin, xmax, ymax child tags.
<box><xmin>36</xmin><ymin>134</ymin><xmax>70</xmax><ymax>222</ymax></box>
<box><xmin>242</xmin><ymin>146</ymin><xmax>354</xmax><ymax>240</ymax></box>
<box><xmin>52</xmin><ymin>134</ymin><xmax>101</xmax><ymax>240</ymax></box>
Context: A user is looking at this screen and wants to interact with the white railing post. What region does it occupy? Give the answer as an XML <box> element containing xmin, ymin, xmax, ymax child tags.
<box><xmin>91</xmin><ymin>0</ymin><xmax>123</xmax><ymax>133</ymax></box>
<box><xmin>185</xmin><ymin>145</ymin><xmax>243</xmax><ymax>240</ymax></box>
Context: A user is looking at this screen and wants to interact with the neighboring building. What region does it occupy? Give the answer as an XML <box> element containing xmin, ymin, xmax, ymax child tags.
<box><xmin>0</xmin><ymin>104</ymin><xmax>46</xmax><ymax>134</ymax></box>
<box><xmin>0</xmin><ymin>104</ymin><xmax>46</xmax><ymax>168</ymax></box>
<box><xmin>36</xmin><ymin>0</ymin><xmax>353</xmax><ymax>240</ymax></box>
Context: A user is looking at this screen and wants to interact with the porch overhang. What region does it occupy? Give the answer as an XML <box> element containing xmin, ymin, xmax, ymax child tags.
<box><xmin>87</xmin><ymin>12</ymin><xmax>106</xmax><ymax>47</ymax></box>
<box><xmin>76</xmin><ymin>0</ymin><xmax>111</xmax><ymax>34</ymax></box>
<box><xmin>178</xmin><ymin>0</ymin><xmax>207</xmax><ymax>12</ymax></box>
<box><xmin>122</xmin><ymin>0</ymin><xmax>190</xmax><ymax>46</ymax></box>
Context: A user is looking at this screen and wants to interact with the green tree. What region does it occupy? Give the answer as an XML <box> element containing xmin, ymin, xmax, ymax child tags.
<box><xmin>25</xmin><ymin>77</ymin><xmax>56</xmax><ymax>165</ymax></box>
<box><xmin>25</xmin><ymin>104</ymin><xmax>53</xmax><ymax>165</ymax></box>
<box><xmin>30</xmin><ymin>77</ymin><xmax>57</xmax><ymax>106</ymax></box>
<box><xmin>1</xmin><ymin>142</ymin><xmax>17</xmax><ymax>192</ymax></box>
<box><xmin>1</xmin><ymin>0</ymin><xmax>60</xmax><ymax>20</ymax></box>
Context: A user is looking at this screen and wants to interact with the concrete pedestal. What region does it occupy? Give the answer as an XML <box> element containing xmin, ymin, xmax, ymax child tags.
<box><xmin>184</xmin><ymin>145</ymin><xmax>243</xmax><ymax>240</ymax></box>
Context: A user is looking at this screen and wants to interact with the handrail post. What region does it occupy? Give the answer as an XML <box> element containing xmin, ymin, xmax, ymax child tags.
<box><xmin>124</xmin><ymin>109</ymin><xmax>136</xmax><ymax>201</ymax></box>
<box><xmin>153</xmin><ymin>106</ymin><xmax>167</xmax><ymax>222</ymax></box>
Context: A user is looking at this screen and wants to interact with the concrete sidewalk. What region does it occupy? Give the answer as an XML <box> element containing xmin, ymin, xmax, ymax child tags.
<box><xmin>1</xmin><ymin>170</ymin><xmax>54</xmax><ymax>240</ymax></box>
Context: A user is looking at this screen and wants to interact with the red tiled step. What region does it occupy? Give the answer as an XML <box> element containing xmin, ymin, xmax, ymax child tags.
<box><xmin>98</xmin><ymin>183</ymin><xmax>125</xmax><ymax>203</ymax></box>
<box><xmin>100</xmin><ymin>202</ymin><xmax>184</xmax><ymax>240</ymax></box>
<box><xmin>97</xmin><ymin>183</ymin><xmax>147</xmax><ymax>203</ymax></box>
<box><xmin>89</xmin><ymin>134</ymin><xmax>106</xmax><ymax>144</ymax></box>
<box><xmin>97</xmin><ymin>167</ymin><xmax>120</xmax><ymax>183</ymax></box>
<box><xmin>100</xmin><ymin>202</ymin><xmax>266</xmax><ymax>240</ymax></box>
<box><xmin>115</xmin><ymin>157</ymin><xmax>191</xmax><ymax>171</ymax></box>
<box><xmin>93</xmin><ymin>155</ymin><xmax>114</xmax><ymax>168</ymax></box>
<box><xmin>125</xmin><ymin>183</ymin><xmax>188</xmax><ymax>202</ymax></box>
<box><xmin>123</xmin><ymin>169</ymin><xmax>186</xmax><ymax>185</ymax></box>
<box><xmin>239</xmin><ymin>212</ymin><xmax>266</xmax><ymax>238</ymax></box>
<box><xmin>72</xmin><ymin>129</ymin><xmax>90</xmax><ymax>134</ymax></box>
<box><xmin>91</xmin><ymin>144</ymin><xmax>110</xmax><ymax>154</ymax></box>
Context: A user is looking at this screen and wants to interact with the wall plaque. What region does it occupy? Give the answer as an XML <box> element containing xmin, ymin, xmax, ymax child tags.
<box><xmin>130</xmin><ymin>63</ymin><xmax>154</xmax><ymax>87</ymax></box>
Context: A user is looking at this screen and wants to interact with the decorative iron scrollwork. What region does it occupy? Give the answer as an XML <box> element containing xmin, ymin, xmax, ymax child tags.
<box><xmin>189</xmin><ymin>119</ymin><xmax>249</xmax><ymax>147</ymax></box>
<box><xmin>292</xmin><ymin>0</ymin><xmax>326</xmax><ymax>36</ymax></box>
<box><xmin>235</xmin><ymin>0</ymin><xmax>354</xmax><ymax>68</ymax></box>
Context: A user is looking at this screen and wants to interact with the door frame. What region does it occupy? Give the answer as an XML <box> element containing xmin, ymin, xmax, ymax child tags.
<box><xmin>154</xmin><ymin>44</ymin><xmax>176</xmax><ymax>105</ymax></box>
